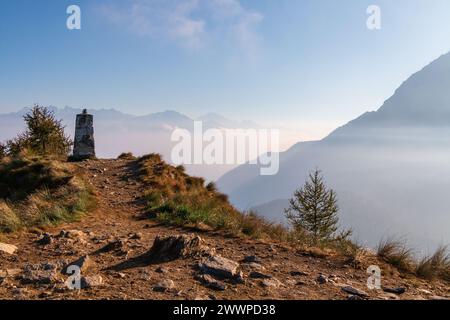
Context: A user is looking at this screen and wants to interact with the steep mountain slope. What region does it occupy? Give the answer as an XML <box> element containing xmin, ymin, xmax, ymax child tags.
<box><xmin>217</xmin><ymin>52</ymin><xmax>450</xmax><ymax>250</ymax></box>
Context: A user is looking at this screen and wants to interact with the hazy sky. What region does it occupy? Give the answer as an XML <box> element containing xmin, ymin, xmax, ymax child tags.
<box><xmin>1</xmin><ymin>0</ymin><xmax>450</xmax><ymax>140</ymax></box>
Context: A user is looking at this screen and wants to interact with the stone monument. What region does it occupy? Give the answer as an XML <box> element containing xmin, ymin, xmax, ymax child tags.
<box><xmin>73</xmin><ymin>109</ymin><xmax>95</xmax><ymax>160</ymax></box>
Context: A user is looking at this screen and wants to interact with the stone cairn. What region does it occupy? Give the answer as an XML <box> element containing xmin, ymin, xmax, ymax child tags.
<box><xmin>72</xmin><ymin>109</ymin><xmax>95</xmax><ymax>160</ymax></box>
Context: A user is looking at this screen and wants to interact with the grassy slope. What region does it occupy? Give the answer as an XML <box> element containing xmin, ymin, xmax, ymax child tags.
<box><xmin>138</xmin><ymin>154</ymin><xmax>290</xmax><ymax>241</ymax></box>
<box><xmin>0</xmin><ymin>155</ymin><xmax>96</xmax><ymax>233</ymax></box>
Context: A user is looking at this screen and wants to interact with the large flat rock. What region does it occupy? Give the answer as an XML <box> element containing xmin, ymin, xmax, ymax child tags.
<box><xmin>0</xmin><ymin>243</ymin><xmax>18</xmax><ymax>255</ymax></box>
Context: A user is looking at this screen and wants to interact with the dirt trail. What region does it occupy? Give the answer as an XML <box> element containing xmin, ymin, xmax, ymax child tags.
<box><xmin>0</xmin><ymin>159</ymin><xmax>449</xmax><ymax>300</ymax></box>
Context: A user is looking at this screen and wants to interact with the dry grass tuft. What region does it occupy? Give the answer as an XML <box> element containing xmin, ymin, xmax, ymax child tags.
<box><xmin>0</xmin><ymin>200</ymin><xmax>22</xmax><ymax>233</ymax></box>
<box><xmin>377</xmin><ymin>237</ymin><xmax>415</xmax><ymax>273</ymax></box>
<box><xmin>416</xmin><ymin>245</ymin><xmax>450</xmax><ymax>280</ymax></box>
<box><xmin>117</xmin><ymin>152</ymin><xmax>136</xmax><ymax>160</ymax></box>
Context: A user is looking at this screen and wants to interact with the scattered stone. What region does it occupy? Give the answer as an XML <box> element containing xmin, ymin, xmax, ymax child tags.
<box><xmin>0</xmin><ymin>243</ymin><xmax>18</xmax><ymax>255</ymax></box>
<box><xmin>194</xmin><ymin>295</ymin><xmax>211</xmax><ymax>300</ymax></box>
<box><xmin>260</xmin><ymin>278</ymin><xmax>282</xmax><ymax>288</ymax></box>
<box><xmin>60</xmin><ymin>230</ymin><xmax>86</xmax><ymax>240</ymax></box>
<box><xmin>0</xmin><ymin>269</ymin><xmax>21</xmax><ymax>279</ymax></box>
<box><xmin>146</xmin><ymin>234</ymin><xmax>212</xmax><ymax>263</ymax></box>
<box><xmin>243</xmin><ymin>255</ymin><xmax>261</xmax><ymax>263</ymax></box>
<box><xmin>242</xmin><ymin>262</ymin><xmax>265</xmax><ymax>271</ymax></box>
<box><xmin>249</xmin><ymin>271</ymin><xmax>273</xmax><ymax>279</ymax></box>
<box><xmin>36</xmin><ymin>233</ymin><xmax>53</xmax><ymax>245</ymax></box>
<box><xmin>21</xmin><ymin>263</ymin><xmax>59</xmax><ymax>285</ymax></box>
<box><xmin>138</xmin><ymin>270</ymin><xmax>151</xmax><ymax>281</ymax></box>
<box><xmin>96</xmin><ymin>239</ymin><xmax>126</xmax><ymax>254</ymax></box>
<box><xmin>382</xmin><ymin>287</ymin><xmax>406</xmax><ymax>295</ymax></box>
<box><xmin>155</xmin><ymin>266</ymin><xmax>169</xmax><ymax>274</ymax></box>
<box><xmin>418</xmin><ymin>289</ymin><xmax>432</xmax><ymax>295</ymax></box>
<box><xmin>342</xmin><ymin>286</ymin><xmax>369</xmax><ymax>298</ymax></box>
<box><xmin>316</xmin><ymin>274</ymin><xmax>328</xmax><ymax>284</ymax></box>
<box><xmin>199</xmin><ymin>255</ymin><xmax>242</xmax><ymax>281</ymax></box>
<box><xmin>290</xmin><ymin>271</ymin><xmax>309</xmax><ymax>277</ymax></box>
<box><xmin>81</xmin><ymin>275</ymin><xmax>104</xmax><ymax>289</ymax></box>
<box><xmin>286</xmin><ymin>279</ymin><xmax>297</xmax><ymax>286</ymax></box>
<box><xmin>153</xmin><ymin>279</ymin><xmax>175</xmax><ymax>292</ymax></box>
<box><xmin>195</xmin><ymin>274</ymin><xmax>227</xmax><ymax>291</ymax></box>
<box><xmin>129</xmin><ymin>232</ymin><xmax>142</xmax><ymax>240</ymax></box>
<box><xmin>378</xmin><ymin>293</ymin><xmax>400</xmax><ymax>300</ymax></box>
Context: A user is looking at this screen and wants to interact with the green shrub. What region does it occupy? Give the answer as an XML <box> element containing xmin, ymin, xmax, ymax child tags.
<box><xmin>2</xmin><ymin>105</ymin><xmax>72</xmax><ymax>158</ymax></box>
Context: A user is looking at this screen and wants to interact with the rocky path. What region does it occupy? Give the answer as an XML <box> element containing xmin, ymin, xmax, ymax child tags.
<box><xmin>0</xmin><ymin>159</ymin><xmax>449</xmax><ymax>300</ymax></box>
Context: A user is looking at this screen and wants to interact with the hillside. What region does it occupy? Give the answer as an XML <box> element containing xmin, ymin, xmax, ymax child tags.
<box><xmin>217</xmin><ymin>52</ymin><xmax>450</xmax><ymax>250</ymax></box>
<box><xmin>1</xmin><ymin>157</ymin><xmax>449</xmax><ymax>300</ymax></box>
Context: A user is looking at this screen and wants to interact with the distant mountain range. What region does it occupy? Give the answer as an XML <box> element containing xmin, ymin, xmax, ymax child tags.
<box><xmin>217</xmin><ymin>52</ymin><xmax>450</xmax><ymax>251</ymax></box>
<box><xmin>0</xmin><ymin>108</ymin><xmax>268</xmax><ymax>181</ymax></box>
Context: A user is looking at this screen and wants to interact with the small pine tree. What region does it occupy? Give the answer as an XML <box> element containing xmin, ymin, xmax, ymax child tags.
<box><xmin>3</xmin><ymin>105</ymin><xmax>72</xmax><ymax>157</ymax></box>
<box><xmin>23</xmin><ymin>105</ymin><xmax>72</xmax><ymax>156</ymax></box>
<box><xmin>285</xmin><ymin>169</ymin><xmax>340</xmax><ymax>242</ymax></box>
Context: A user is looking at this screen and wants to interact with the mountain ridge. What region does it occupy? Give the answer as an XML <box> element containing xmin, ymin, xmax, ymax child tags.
<box><xmin>217</xmin><ymin>51</ymin><xmax>450</xmax><ymax>250</ymax></box>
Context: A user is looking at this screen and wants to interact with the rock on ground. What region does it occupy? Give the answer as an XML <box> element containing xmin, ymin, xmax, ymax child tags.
<box><xmin>249</xmin><ymin>271</ymin><xmax>272</xmax><ymax>279</ymax></box>
<box><xmin>0</xmin><ymin>243</ymin><xmax>18</xmax><ymax>255</ymax></box>
<box><xmin>153</xmin><ymin>279</ymin><xmax>175</xmax><ymax>292</ymax></box>
<box><xmin>145</xmin><ymin>234</ymin><xmax>212</xmax><ymax>263</ymax></box>
<box><xmin>242</xmin><ymin>255</ymin><xmax>262</xmax><ymax>263</ymax></box>
<box><xmin>316</xmin><ymin>274</ymin><xmax>328</xmax><ymax>284</ymax></box>
<box><xmin>0</xmin><ymin>268</ymin><xmax>21</xmax><ymax>279</ymax></box>
<box><xmin>81</xmin><ymin>275</ymin><xmax>104</xmax><ymax>289</ymax></box>
<box><xmin>20</xmin><ymin>263</ymin><xmax>59</xmax><ymax>285</ymax></box>
<box><xmin>341</xmin><ymin>286</ymin><xmax>369</xmax><ymax>298</ymax></box>
<box><xmin>36</xmin><ymin>233</ymin><xmax>53</xmax><ymax>246</ymax></box>
<box><xmin>195</xmin><ymin>274</ymin><xmax>227</xmax><ymax>291</ymax></box>
<box><xmin>199</xmin><ymin>255</ymin><xmax>242</xmax><ymax>281</ymax></box>
<box><xmin>260</xmin><ymin>278</ymin><xmax>282</xmax><ymax>288</ymax></box>
<box><xmin>382</xmin><ymin>287</ymin><xmax>406</xmax><ymax>295</ymax></box>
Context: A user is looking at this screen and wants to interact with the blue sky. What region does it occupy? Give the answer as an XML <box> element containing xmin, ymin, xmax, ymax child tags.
<box><xmin>1</xmin><ymin>0</ymin><xmax>450</xmax><ymax>139</ymax></box>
